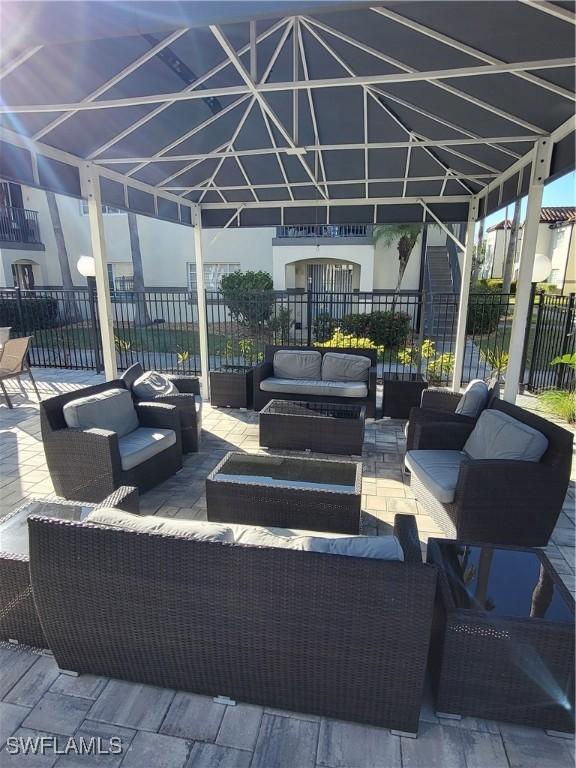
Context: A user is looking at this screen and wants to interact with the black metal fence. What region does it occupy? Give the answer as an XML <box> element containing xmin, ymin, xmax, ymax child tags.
<box><xmin>527</xmin><ymin>292</ymin><xmax>575</xmax><ymax>392</ymax></box>
<box><xmin>0</xmin><ymin>286</ymin><xmax>525</xmax><ymax>388</ymax></box>
<box><xmin>0</xmin><ymin>206</ymin><xmax>42</xmax><ymax>244</ymax></box>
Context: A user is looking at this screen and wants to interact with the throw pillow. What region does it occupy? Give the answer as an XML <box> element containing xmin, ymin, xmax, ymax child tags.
<box><xmin>133</xmin><ymin>371</ymin><xmax>178</xmax><ymax>399</ymax></box>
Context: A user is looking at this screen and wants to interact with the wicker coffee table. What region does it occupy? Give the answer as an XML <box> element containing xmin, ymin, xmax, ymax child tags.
<box><xmin>259</xmin><ymin>400</ymin><xmax>366</xmax><ymax>455</ymax></box>
<box><xmin>206</xmin><ymin>452</ymin><xmax>362</xmax><ymax>533</ymax></box>
<box><xmin>0</xmin><ymin>499</ymin><xmax>96</xmax><ymax>648</ymax></box>
<box><xmin>427</xmin><ymin>538</ymin><xmax>575</xmax><ymax>735</ymax></box>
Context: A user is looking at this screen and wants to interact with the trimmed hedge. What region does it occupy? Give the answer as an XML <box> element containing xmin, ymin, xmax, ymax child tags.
<box><xmin>339</xmin><ymin>310</ymin><xmax>411</xmax><ymax>348</ymax></box>
<box><xmin>467</xmin><ymin>283</ymin><xmax>505</xmax><ymax>335</ymax></box>
<box><xmin>0</xmin><ymin>296</ymin><xmax>59</xmax><ymax>333</ymax></box>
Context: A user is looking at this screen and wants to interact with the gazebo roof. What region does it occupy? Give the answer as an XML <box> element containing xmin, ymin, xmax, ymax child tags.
<box><xmin>0</xmin><ymin>1</ymin><xmax>574</xmax><ymax>227</ymax></box>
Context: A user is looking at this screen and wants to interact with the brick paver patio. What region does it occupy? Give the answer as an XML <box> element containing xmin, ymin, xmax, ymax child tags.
<box><xmin>0</xmin><ymin>369</ymin><xmax>574</xmax><ymax>768</ymax></box>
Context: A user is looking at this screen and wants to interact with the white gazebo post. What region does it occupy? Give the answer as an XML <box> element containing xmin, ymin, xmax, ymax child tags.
<box><xmin>192</xmin><ymin>204</ymin><xmax>210</xmax><ymax>399</ymax></box>
<box><xmin>452</xmin><ymin>195</ymin><xmax>479</xmax><ymax>392</ymax></box>
<box><xmin>79</xmin><ymin>163</ymin><xmax>117</xmax><ymax>379</ymax></box>
<box><xmin>503</xmin><ymin>137</ymin><xmax>552</xmax><ymax>402</ymax></box>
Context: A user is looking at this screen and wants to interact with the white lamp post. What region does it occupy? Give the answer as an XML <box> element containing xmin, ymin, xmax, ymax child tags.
<box><xmin>77</xmin><ymin>255</ymin><xmax>103</xmax><ymax>373</ymax></box>
<box><xmin>532</xmin><ymin>253</ymin><xmax>552</xmax><ymax>284</ymax></box>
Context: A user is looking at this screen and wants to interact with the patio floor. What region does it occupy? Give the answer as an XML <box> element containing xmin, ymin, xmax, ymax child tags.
<box><xmin>0</xmin><ymin>369</ymin><xmax>574</xmax><ymax>768</ymax></box>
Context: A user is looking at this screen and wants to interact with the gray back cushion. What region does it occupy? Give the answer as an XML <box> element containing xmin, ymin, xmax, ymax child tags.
<box><xmin>63</xmin><ymin>387</ymin><xmax>138</xmax><ymax>437</ymax></box>
<box><xmin>464</xmin><ymin>409</ymin><xmax>549</xmax><ymax>462</ymax></box>
<box><xmin>321</xmin><ymin>352</ymin><xmax>371</xmax><ymax>382</ymax></box>
<box><xmin>86</xmin><ymin>508</ymin><xmax>234</xmax><ymax>543</ymax></box>
<box><xmin>273</xmin><ymin>350</ymin><xmax>321</xmax><ymax>380</ymax></box>
<box><xmin>455</xmin><ymin>379</ymin><xmax>489</xmax><ymax>417</ymax></box>
<box><xmin>132</xmin><ymin>371</ymin><xmax>178</xmax><ymax>400</ymax></box>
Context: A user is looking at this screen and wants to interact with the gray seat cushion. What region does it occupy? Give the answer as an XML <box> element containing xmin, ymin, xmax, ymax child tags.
<box><xmin>260</xmin><ymin>377</ymin><xmax>368</xmax><ymax>398</ymax></box>
<box><xmin>63</xmin><ymin>388</ymin><xmax>138</xmax><ymax>437</ymax></box>
<box><xmin>86</xmin><ymin>508</ymin><xmax>234</xmax><ymax>542</ymax></box>
<box><xmin>132</xmin><ymin>370</ymin><xmax>178</xmax><ymax>399</ymax></box>
<box><xmin>118</xmin><ymin>427</ymin><xmax>176</xmax><ymax>471</ymax></box>
<box><xmin>405</xmin><ymin>450</ymin><xmax>468</xmax><ymax>504</ymax></box>
<box><xmin>273</xmin><ymin>349</ymin><xmax>321</xmax><ymax>380</ymax></box>
<box><xmin>463</xmin><ymin>409</ymin><xmax>549</xmax><ymax>462</ymax></box>
<box><xmin>321</xmin><ymin>352</ymin><xmax>371</xmax><ymax>382</ymax></box>
<box><xmin>455</xmin><ymin>379</ymin><xmax>489</xmax><ymax>418</ymax></box>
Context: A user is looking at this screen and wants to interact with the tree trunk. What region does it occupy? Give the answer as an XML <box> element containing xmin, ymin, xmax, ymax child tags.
<box><xmin>474</xmin><ymin>217</ymin><xmax>485</xmax><ymax>282</ymax></box>
<box><xmin>127</xmin><ymin>212</ymin><xmax>150</xmax><ymax>327</ymax></box>
<box><xmin>46</xmin><ymin>191</ymin><xmax>80</xmax><ymax>322</ymax></box>
<box><xmin>502</xmin><ymin>200</ymin><xmax>520</xmax><ymax>294</ymax></box>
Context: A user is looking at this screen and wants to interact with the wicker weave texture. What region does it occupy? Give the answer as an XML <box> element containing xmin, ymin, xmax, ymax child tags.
<box><xmin>29</xmin><ymin>516</ymin><xmax>436</xmax><ymax>733</ymax></box>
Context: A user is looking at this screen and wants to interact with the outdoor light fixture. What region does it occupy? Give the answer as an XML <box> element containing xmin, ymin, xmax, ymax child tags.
<box><xmin>532</xmin><ymin>253</ymin><xmax>552</xmax><ymax>284</ymax></box>
<box><xmin>77</xmin><ymin>255</ymin><xmax>96</xmax><ymax>278</ymax></box>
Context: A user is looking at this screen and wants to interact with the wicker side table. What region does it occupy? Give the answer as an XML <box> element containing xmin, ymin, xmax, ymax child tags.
<box><xmin>382</xmin><ymin>374</ymin><xmax>428</xmax><ymax>419</ymax></box>
<box><xmin>209</xmin><ymin>367</ymin><xmax>254</xmax><ymax>408</ymax></box>
<box><xmin>427</xmin><ymin>538</ymin><xmax>575</xmax><ymax>735</ymax></box>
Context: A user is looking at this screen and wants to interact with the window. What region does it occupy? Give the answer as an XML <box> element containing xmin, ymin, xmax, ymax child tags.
<box><xmin>187</xmin><ymin>262</ymin><xmax>240</xmax><ymax>292</ymax></box>
<box><xmin>107</xmin><ymin>263</ymin><xmax>134</xmax><ymax>293</ymax></box>
<box><xmin>549</xmin><ymin>268</ymin><xmax>563</xmax><ymax>287</ymax></box>
<box><xmin>80</xmin><ymin>200</ymin><xmax>123</xmax><ymax>215</ymax></box>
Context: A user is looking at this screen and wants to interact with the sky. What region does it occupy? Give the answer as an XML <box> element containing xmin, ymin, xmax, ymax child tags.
<box><xmin>483</xmin><ymin>171</ymin><xmax>576</xmax><ymax>230</ymax></box>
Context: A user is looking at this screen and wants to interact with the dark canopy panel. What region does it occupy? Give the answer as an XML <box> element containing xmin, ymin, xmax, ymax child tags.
<box><xmin>0</xmin><ymin>1</ymin><xmax>574</xmax><ymax>226</ymax></box>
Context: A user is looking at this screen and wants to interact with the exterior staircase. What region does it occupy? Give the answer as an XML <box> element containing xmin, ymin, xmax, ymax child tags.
<box><xmin>425</xmin><ymin>246</ymin><xmax>458</xmax><ymax>348</ymax></box>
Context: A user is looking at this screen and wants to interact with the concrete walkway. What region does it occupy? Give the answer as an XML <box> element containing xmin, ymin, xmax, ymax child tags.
<box><xmin>0</xmin><ymin>369</ymin><xmax>574</xmax><ymax>768</ymax></box>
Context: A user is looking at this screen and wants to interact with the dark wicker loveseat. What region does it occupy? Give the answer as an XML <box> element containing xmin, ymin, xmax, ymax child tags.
<box><xmin>253</xmin><ymin>345</ymin><xmax>378</xmax><ymax>417</ymax></box>
<box><xmin>406</xmin><ymin>398</ymin><xmax>573</xmax><ymax>546</ymax></box>
<box><xmin>40</xmin><ymin>381</ymin><xmax>182</xmax><ymax>502</ymax></box>
<box><xmin>28</xmin><ymin>509</ymin><xmax>436</xmax><ymax>735</ymax></box>
<box><xmin>121</xmin><ymin>362</ymin><xmax>202</xmax><ymax>453</ymax></box>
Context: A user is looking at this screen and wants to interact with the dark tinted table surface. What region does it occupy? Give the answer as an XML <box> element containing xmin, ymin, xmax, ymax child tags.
<box><xmin>433</xmin><ymin>541</ymin><xmax>573</xmax><ymax>623</ymax></box>
<box><xmin>0</xmin><ymin>500</ymin><xmax>93</xmax><ymax>558</ymax></box>
<box><xmin>264</xmin><ymin>400</ymin><xmax>364</xmax><ymax>419</ymax></box>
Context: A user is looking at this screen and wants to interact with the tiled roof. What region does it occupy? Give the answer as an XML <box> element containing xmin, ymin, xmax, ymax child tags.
<box><xmin>539</xmin><ymin>207</ymin><xmax>576</xmax><ymax>223</ymax></box>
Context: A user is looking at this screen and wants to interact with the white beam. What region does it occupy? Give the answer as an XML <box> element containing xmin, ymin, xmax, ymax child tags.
<box><xmin>79</xmin><ymin>164</ymin><xmax>117</xmax><ymax>380</ymax></box>
<box><xmin>0</xmin><ymin>45</ymin><xmax>42</xmax><ymax>81</ymax></box>
<box><xmin>34</xmin><ymin>28</ymin><xmax>189</xmax><ymax>140</ymax></box>
<box><xmin>293</xmin><ymin>17</ymin><xmax>299</xmax><ymax>143</ymax></box>
<box><xmin>210</xmin><ymin>24</ymin><xmax>327</xmax><ymax>200</ymax></box>
<box><xmin>192</xmin><ymin>205</ymin><xmax>210</xmax><ymax>398</ymax></box>
<box><xmin>250</xmin><ymin>21</ymin><xmax>257</xmax><ymax>81</ymax></box>
<box><xmin>86</xmin><ymin>18</ymin><xmax>290</xmax><ymax>159</ymax></box>
<box><xmin>200</xmin><ymin>194</ymin><xmax>471</xmax><ymax>209</ymax></box>
<box><xmin>2</xmin><ymin>57</ymin><xmax>573</xmax><ymax>114</ymax></box>
<box><xmin>504</xmin><ymin>138</ymin><xmax>553</xmax><ymax>401</ymax></box>
<box><xmin>303</xmin><ymin>15</ymin><xmax>552</xmax><ymax>135</ymax></box>
<box><xmin>451</xmin><ymin>196</ymin><xmax>479</xmax><ymax>391</ymax></box>
<box><xmin>209</xmin><ymin>205</ymin><xmax>245</xmax><ymax>245</ymax></box>
<box><xmin>420</xmin><ymin>200</ymin><xmax>467</xmax><ymax>250</ymax></box>
<box><xmin>519</xmin><ymin>0</ymin><xmax>576</xmax><ymax>24</ymax></box>
<box><xmin>372</xmin><ymin>6</ymin><xmax>576</xmax><ymax>101</ymax></box>
<box><xmin>158</xmin><ymin>141</ymin><xmax>229</xmax><ymax>188</ymax></box>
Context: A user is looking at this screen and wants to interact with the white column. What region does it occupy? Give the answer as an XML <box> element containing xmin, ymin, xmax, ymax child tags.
<box><xmin>79</xmin><ymin>163</ymin><xmax>117</xmax><ymax>379</ymax></box>
<box><xmin>504</xmin><ymin>137</ymin><xmax>552</xmax><ymax>401</ymax></box>
<box><xmin>192</xmin><ymin>205</ymin><xmax>210</xmax><ymax>398</ymax></box>
<box><xmin>452</xmin><ymin>196</ymin><xmax>479</xmax><ymax>391</ymax></box>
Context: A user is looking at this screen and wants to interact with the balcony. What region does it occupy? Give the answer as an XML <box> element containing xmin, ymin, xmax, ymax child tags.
<box><xmin>0</xmin><ymin>206</ymin><xmax>43</xmax><ymax>248</ymax></box>
<box><xmin>275</xmin><ymin>224</ymin><xmax>371</xmax><ymax>242</ymax></box>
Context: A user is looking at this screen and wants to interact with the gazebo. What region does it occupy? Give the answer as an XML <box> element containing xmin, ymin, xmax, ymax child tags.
<box><xmin>1</xmin><ymin>0</ymin><xmax>574</xmax><ymax>399</ymax></box>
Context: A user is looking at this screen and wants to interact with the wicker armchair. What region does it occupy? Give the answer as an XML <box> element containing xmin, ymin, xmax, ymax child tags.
<box><xmin>28</xmin><ymin>512</ymin><xmax>436</xmax><ymax>735</ymax></box>
<box><xmin>406</xmin><ymin>399</ymin><xmax>573</xmax><ymax>546</ymax></box>
<box><xmin>406</xmin><ymin>378</ymin><xmax>499</xmax><ymax>451</ymax></box>
<box><xmin>121</xmin><ymin>363</ymin><xmax>202</xmax><ymax>453</ymax></box>
<box><xmin>40</xmin><ymin>381</ymin><xmax>182</xmax><ymax>502</ymax></box>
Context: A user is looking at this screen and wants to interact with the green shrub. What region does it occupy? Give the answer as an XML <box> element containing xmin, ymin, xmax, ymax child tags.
<box><xmin>467</xmin><ymin>283</ymin><xmax>505</xmax><ymax>335</ymax></box>
<box><xmin>312</xmin><ymin>311</ymin><xmax>336</xmax><ymax>343</ymax></box>
<box><xmin>0</xmin><ymin>296</ymin><xmax>59</xmax><ymax>333</ymax></box>
<box><xmin>480</xmin><ymin>278</ymin><xmax>517</xmax><ymax>295</ymax></box>
<box><xmin>219</xmin><ymin>270</ymin><xmax>275</xmax><ymax>333</ymax></box>
<box><xmin>339</xmin><ymin>310</ymin><xmax>411</xmax><ymax>349</ymax></box>
<box><xmin>316</xmin><ymin>329</ymin><xmax>383</xmax><ymax>353</ymax></box>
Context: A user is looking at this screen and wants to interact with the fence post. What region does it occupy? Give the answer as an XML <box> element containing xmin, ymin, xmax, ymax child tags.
<box><xmin>306</xmin><ymin>289</ymin><xmax>313</xmax><ymax>346</ymax></box>
<box><xmin>416</xmin><ymin>291</ymin><xmax>426</xmax><ymax>376</ymax></box>
<box><xmin>15</xmin><ymin>287</ymin><xmax>25</xmax><ymax>335</ymax></box>
<box><xmin>526</xmin><ymin>291</ymin><xmax>545</xmax><ymax>391</ymax></box>
<box><xmin>557</xmin><ymin>292</ymin><xmax>575</xmax><ymax>389</ymax></box>
<box><xmin>518</xmin><ymin>282</ymin><xmax>537</xmax><ymax>389</ymax></box>
<box><xmin>87</xmin><ymin>278</ymin><xmax>103</xmax><ymax>374</ymax></box>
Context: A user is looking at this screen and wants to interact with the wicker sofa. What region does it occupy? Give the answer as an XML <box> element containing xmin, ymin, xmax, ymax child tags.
<box><xmin>28</xmin><ymin>505</ymin><xmax>436</xmax><ymax>735</ymax></box>
<box><xmin>406</xmin><ymin>399</ymin><xmax>573</xmax><ymax>546</ymax></box>
<box><xmin>40</xmin><ymin>381</ymin><xmax>182</xmax><ymax>502</ymax></box>
<box><xmin>253</xmin><ymin>345</ymin><xmax>378</xmax><ymax>417</ymax></box>
<box><xmin>121</xmin><ymin>362</ymin><xmax>202</xmax><ymax>453</ymax></box>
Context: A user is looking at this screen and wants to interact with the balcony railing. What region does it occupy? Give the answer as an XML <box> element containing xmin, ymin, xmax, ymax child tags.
<box><xmin>276</xmin><ymin>224</ymin><xmax>371</xmax><ymax>239</ymax></box>
<box><xmin>0</xmin><ymin>206</ymin><xmax>42</xmax><ymax>245</ymax></box>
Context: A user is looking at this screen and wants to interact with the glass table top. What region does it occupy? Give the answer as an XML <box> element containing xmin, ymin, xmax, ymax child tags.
<box><xmin>213</xmin><ymin>453</ymin><xmax>359</xmax><ymax>493</ymax></box>
<box><xmin>0</xmin><ymin>500</ymin><xmax>94</xmax><ymax>558</ymax></box>
<box><xmin>434</xmin><ymin>541</ymin><xmax>574</xmax><ymax>623</ymax></box>
<box><xmin>264</xmin><ymin>400</ymin><xmax>364</xmax><ymax>420</ymax></box>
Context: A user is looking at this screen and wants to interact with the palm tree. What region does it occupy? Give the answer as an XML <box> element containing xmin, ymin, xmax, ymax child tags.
<box><xmin>46</xmin><ymin>191</ymin><xmax>80</xmax><ymax>322</ymax></box>
<box><xmin>372</xmin><ymin>224</ymin><xmax>422</xmax><ymax>298</ymax></box>
<box><xmin>127</xmin><ymin>212</ymin><xmax>150</xmax><ymax>326</ymax></box>
<box><xmin>502</xmin><ymin>200</ymin><xmax>521</xmax><ymax>294</ymax></box>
